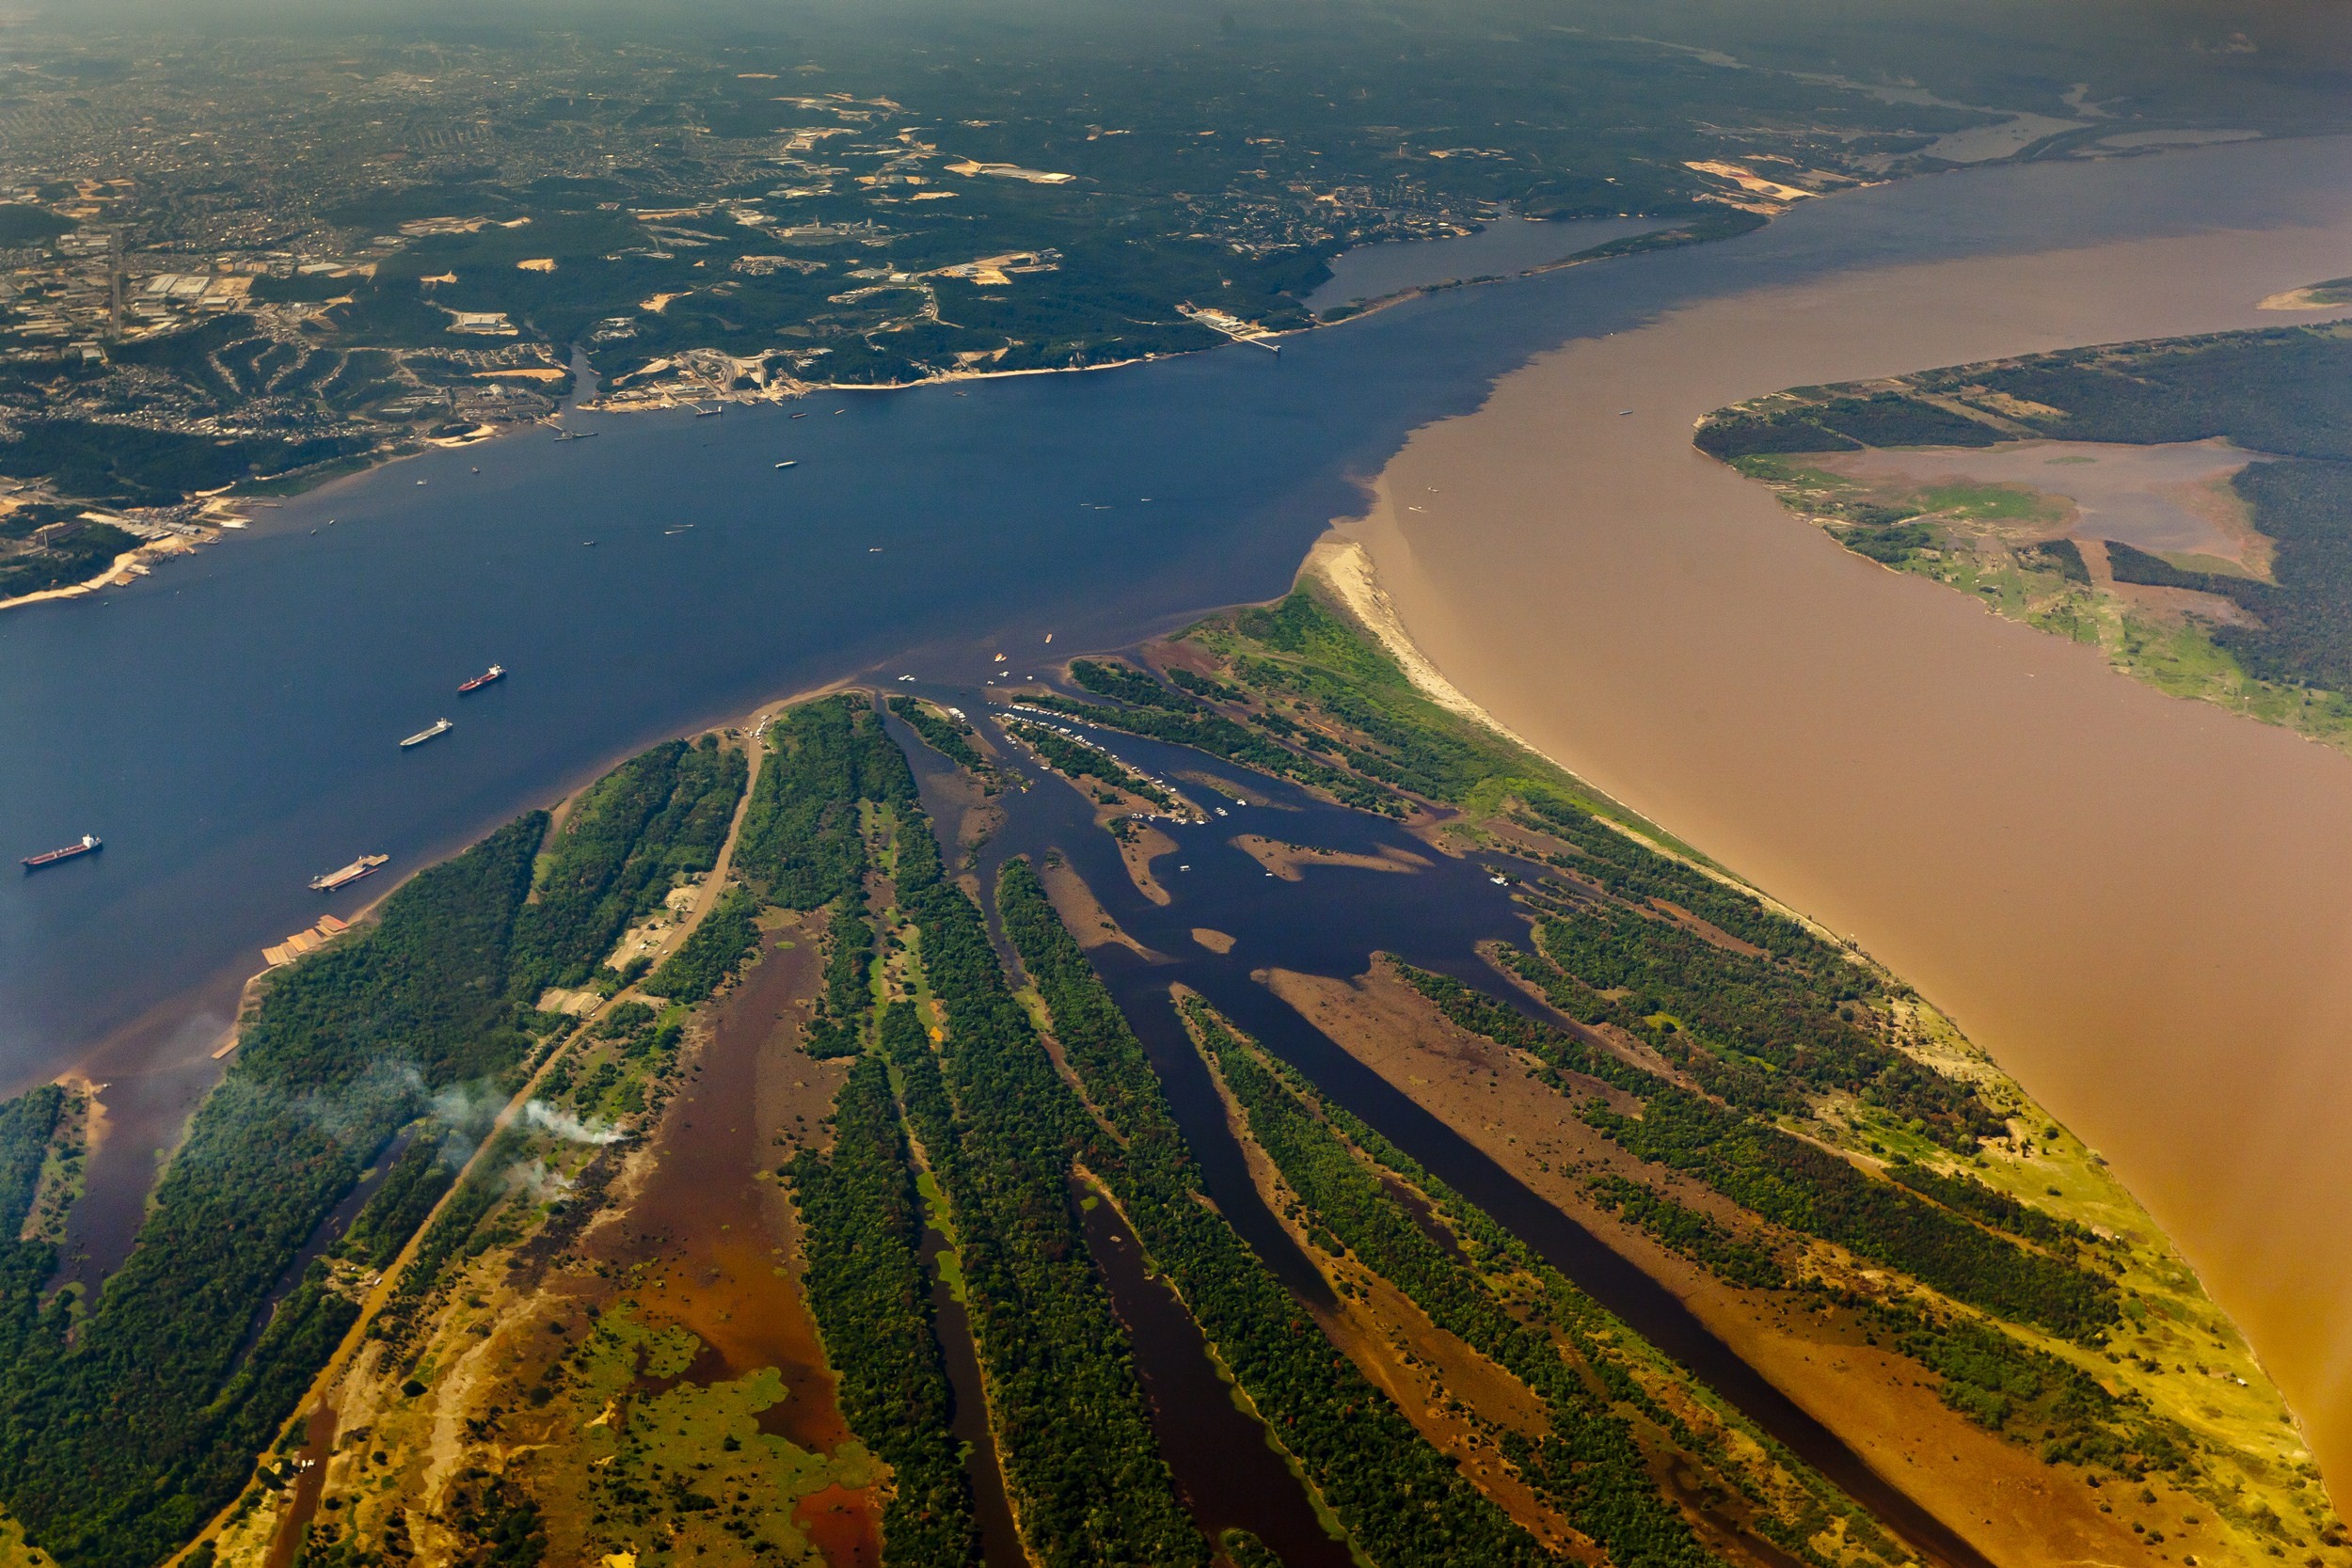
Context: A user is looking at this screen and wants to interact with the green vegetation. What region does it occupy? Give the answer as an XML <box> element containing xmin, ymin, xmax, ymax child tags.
<box><xmin>510</xmin><ymin>736</ymin><xmax>746</xmax><ymax>995</ymax></box>
<box><xmin>1493</xmin><ymin>811</ymin><xmax>1993</xmax><ymax>1146</ymax></box>
<box><xmin>2111</xmin><ymin>461</ymin><xmax>2352</xmax><ymax>690</ymax></box>
<box><xmin>1188</xmin><ymin>1002</ymin><xmax>1718</xmax><ymax>1568</ymax></box>
<box><xmin>889</xmin><ymin>812</ymin><xmax>1205</xmax><ymax>1566</ymax></box>
<box><xmin>804</xmin><ymin>892</ymin><xmax>877</xmax><ymax>1061</ymax></box>
<box><xmin>1853</xmin><ymin>1294</ymin><xmax>2185</xmax><ymax>1476</ymax></box>
<box><xmin>999</xmin><ymin>859</ymin><xmax>1547</xmax><ymax>1566</ymax></box>
<box><xmin>1030</xmin><ymin>659</ymin><xmax>1395</xmax><ymax>815</ymax></box>
<box><xmin>0</xmin><ymin>1088</ymin><xmax>66</xmax><ymax>1240</ymax></box>
<box><xmin>0</xmin><ymin>815</ymin><xmax>546</xmax><ymax>1568</ymax></box>
<box><xmin>1696</xmin><ymin>392</ymin><xmax>2004</xmax><ymax>458</ymax></box>
<box><xmin>1110</xmin><ymin>593</ymin><xmax>1657</xmax><ymax>839</ymax></box>
<box><xmin>1150</xmin><ymin>585</ymin><xmax>2131</xmax><ymax>1345</ymax></box>
<box><xmin>339</xmin><ymin>1134</ymin><xmax>458</xmax><ymax>1272</ymax></box>
<box><xmin>2022</xmin><ymin>537</ymin><xmax>2090</xmax><ymax>584</ymax></box>
<box><xmin>1395</xmin><ymin>958</ymin><xmax>2113</xmax><ymax>1338</ymax></box>
<box><xmin>1702</xmin><ymin>324</ymin><xmax>2352</xmax><ymax>726</ymax></box>
<box><xmin>1883</xmin><ymin>1159</ymin><xmax>2093</xmax><ymax>1251</ymax></box>
<box><xmin>0</xmin><ymin>719</ymin><xmax>783</xmax><ymax>1568</ymax></box>
<box><xmin>485</xmin><ymin>1302</ymin><xmax>872</xmax><ymax>1566</ymax></box>
<box><xmin>0</xmin><ymin>1087</ymin><xmax>70</xmax><ymax>1365</ymax></box>
<box><xmin>639</xmin><ymin>888</ymin><xmax>759</xmax><ymax>1004</ymax></box>
<box><xmin>1580</xmin><ymin>1089</ymin><xmax>2115</xmax><ymax>1338</ymax></box>
<box><xmin>1007</xmin><ymin>720</ymin><xmax>1172</xmax><ymax>808</ymax></box>
<box><xmin>0</xmin><ymin>514</ymin><xmax>135</xmax><ymax>600</ymax></box>
<box><xmin>787</xmin><ymin>1053</ymin><xmax>978</xmax><ymax>1566</ymax></box>
<box><xmin>887</xmin><ymin>695</ymin><xmax>993</xmax><ymax>780</ymax></box>
<box><xmin>1583</xmin><ymin>1175</ymin><xmax>1785</xmax><ymax>1291</ymax></box>
<box><xmin>738</xmin><ymin>698</ymin><xmax>914</xmax><ymax>909</ymax></box>
<box><xmin>0</xmin><ymin>418</ymin><xmax>368</xmax><ymax>507</ymax></box>
<box><xmin>1219</xmin><ymin>1528</ymin><xmax>1287</xmax><ymax>1568</ymax></box>
<box><xmin>368</xmin><ymin>1135</ymin><xmax>516</xmax><ymax>1356</ymax></box>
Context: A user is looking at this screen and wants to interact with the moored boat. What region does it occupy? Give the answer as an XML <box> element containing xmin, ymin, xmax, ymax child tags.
<box><xmin>310</xmin><ymin>853</ymin><xmax>389</xmax><ymax>893</ymax></box>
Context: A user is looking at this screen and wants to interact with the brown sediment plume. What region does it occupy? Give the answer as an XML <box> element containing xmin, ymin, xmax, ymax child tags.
<box><xmin>618</xmin><ymin>914</ymin><xmax>859</xmax><ymax>1452</ymax></box>
<box><xmin>1341</xmin><ymin>200</ymin><xmax>2352</xmax><ymax>1496</ymax></box>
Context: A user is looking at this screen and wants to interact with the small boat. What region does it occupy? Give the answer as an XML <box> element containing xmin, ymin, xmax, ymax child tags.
<box><xmin>457</xmin><ymin>665</ymin><xmax>505</xmax><ymax>694</ymax></box>
<box><xmin>400</xmin><ymin>719</ymin><xmax>453</xmax><ymax>749</ymax></box>
<box><xmin>23</xmin><ymin>834</ymin><xmax>101</xmax><ymax>872</ymax></box>
<box><xmin>310</xmin><ymin>853</ymin><xmax>389</xmax><ymax>893</ymax></box>
<box><xmin>774</xmin><ymin>460</ymin><xmax>797</xmax><ymax>469</ymax></box>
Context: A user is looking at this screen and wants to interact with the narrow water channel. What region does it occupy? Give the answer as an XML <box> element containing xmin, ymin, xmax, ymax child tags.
<box><xmin>1078</xmin><ymin>1193</ymin><xmax>1355</xmax><ymax>1568</ymax></box>
<box><xmin>950</xmin><ymin>695</ymin><xmax>1994</xmax><ymax>1568</ymax></box>
<box><xmin>916</xmin><ymin>1220</ymin><xmax>1026</xmax><ymax>1568</ymax></box>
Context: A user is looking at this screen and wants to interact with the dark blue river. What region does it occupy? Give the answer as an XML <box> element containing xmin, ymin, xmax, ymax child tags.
<box><xmin>2</xmin><ymin>132</ymin><xmax>2342</xmax><ymax>1126</ymax></box>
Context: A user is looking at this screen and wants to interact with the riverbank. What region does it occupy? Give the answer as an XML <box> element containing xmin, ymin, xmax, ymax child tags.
<box><xmin>0</xmin><ymin>205</ymin><xmax>1740</xmax><ymax>620</ymax></box>
<box><xmin>1340</xmin><ymin>138</ymin><xmax>2352</xmax><ymax>1500</ymax></box>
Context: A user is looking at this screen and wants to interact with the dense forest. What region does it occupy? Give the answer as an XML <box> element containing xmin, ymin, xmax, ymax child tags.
<box><xmin>0</xmin><ymin>814</ymin><xmax>547</xmax><ymax>1567</ymax></box>
<box><xmin>738</xmin><ymin>698</ymin><xmax>914</xmax><ymax>909</ymax></box>
<box><xmin>886</xmin><ymin>804</ymin><xmax>1206</xmax><ymax>1566</ymax></box>
<box><xmin>639</xmin><ymin>887</ymin><xmax>759</xmax><ymax>1005</ymax></box>
<box><xmin>886</xmin><ymin>695</ymin><xmax>996</xmax><ymax>783</ymax></box>
<box><xmin>787</xmin><ymin>1049</ymin><xmax>978</xmax><ymax>1567</ymax></box>
<box><xmin>0</xmin><ymin>727</ymin><xmax>770</xmax><ymax>1568</ymax></box>
<box><xmin>507</xmin><ymin>736</ymin><xmax>746</xmax><ymax>996</ymax></box>
<box><xmin>1005</xmin><ymin>720</ymin><xmax>1174</xmax><ymax>809</ymax></box>
<box><xmin>998</xmin><ymin>860</ymin><xmax>1552</xmax><ymax>1566</ymax></box>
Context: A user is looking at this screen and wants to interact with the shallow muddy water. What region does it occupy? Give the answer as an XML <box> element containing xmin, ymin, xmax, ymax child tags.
<box><xmin>1350</xmin><ymin>139</ymin><xmax>2352</xmax><ymax>1493</ymax></box>
<box><xmin>1817</xmin><ymin>437</ymin><xmax>2271</xmax><ymax>561</ymax></box>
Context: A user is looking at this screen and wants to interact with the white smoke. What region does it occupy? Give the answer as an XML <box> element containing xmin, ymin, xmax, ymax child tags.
<box><xmin>521</xmin><ymin>1099</ymin><xmax>628</xmax><ymax>1146</ymax></box>
<box><xmin>429</xmin><ymin>1077</ymin><xmax>505</xmax><ymax>1132</ymax></box>
<box><xmin>516</xmin><ymin>1160</ymin><xmax>578</xmax><ymax>1203</ymax></box>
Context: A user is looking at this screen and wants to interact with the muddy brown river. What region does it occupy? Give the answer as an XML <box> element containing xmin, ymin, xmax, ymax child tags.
<box><xmin>1350</xmin><ymin>142</ymin><xmax>2352</xmax><ymax>1493</ymax></box>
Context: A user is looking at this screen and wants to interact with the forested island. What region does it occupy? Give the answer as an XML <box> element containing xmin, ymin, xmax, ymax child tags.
<box><xmin>1697</xmin><ymin>317</ymin><xmax>2352</xmax><ymax>746</ymax></box>
<box><xmin>0</xmin><ymin>569</ymin><xmax>2333</xmax><ymax>1568</ymax></box>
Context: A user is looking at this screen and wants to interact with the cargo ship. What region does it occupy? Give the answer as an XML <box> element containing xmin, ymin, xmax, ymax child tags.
<box><xmin>310</xmin><ymin>853</ymin><xmax>389</xmax><ymax>893</ymax></box>
<box><xmin>457</xmin><ymin>664</ymin><xmax>505</xmax><ymax>693</ymax></box>
<box><xmin>400</xmin><ymin>718</ymin><xmax>453</xmax><ymax>749</ymax></box>
<box><xmin>22</xmin><ymin>834</ymin><xmax>101</xmax><ymax>872</ymax></box>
